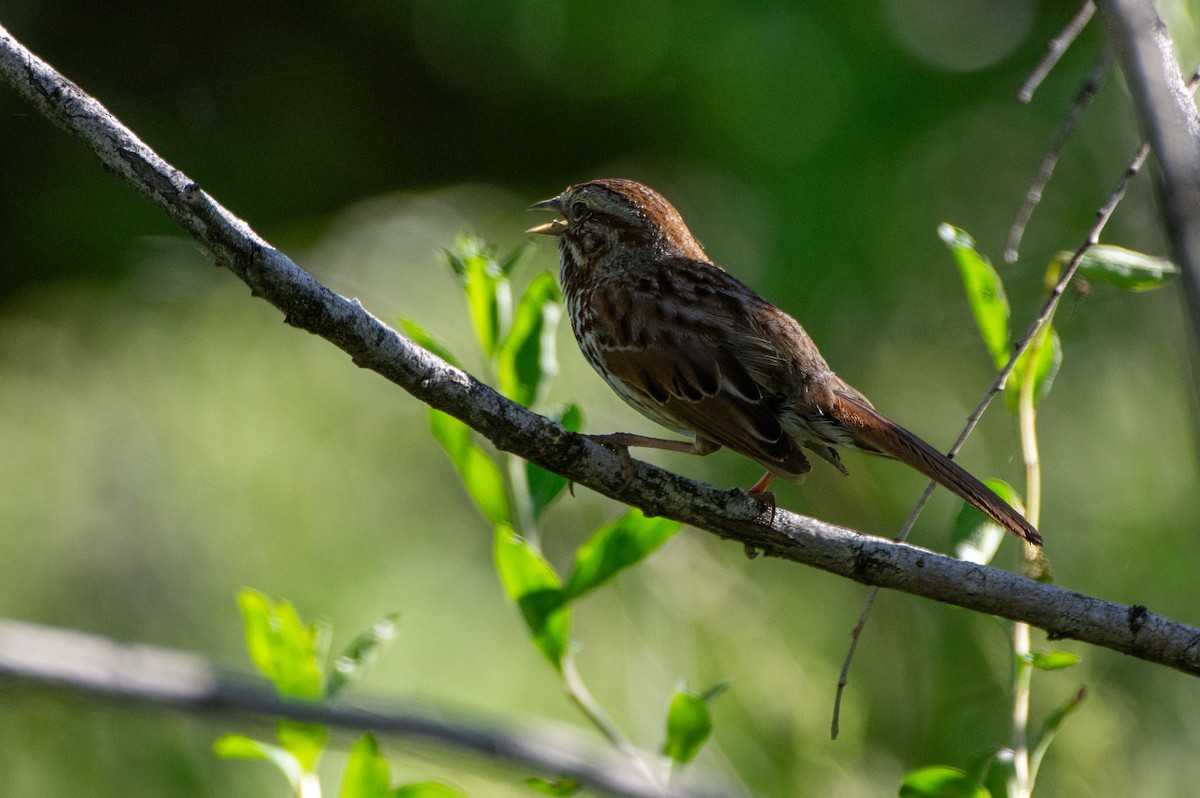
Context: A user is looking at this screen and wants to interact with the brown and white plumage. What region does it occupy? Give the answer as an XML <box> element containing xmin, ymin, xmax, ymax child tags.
<box><xmin>529</xmin><ymin>178</ymin><xmax>1041</xmax><ymax>546</ymax></box>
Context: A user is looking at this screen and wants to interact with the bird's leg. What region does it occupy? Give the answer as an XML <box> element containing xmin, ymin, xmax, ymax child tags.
<box><xmin>586</xmin><ymin>433</ymin><xmax>718</xmax><ymax>488</ymax></box>
<box><xmin>748</xmin><ymin>471</ymin><xmax>775</xmax><ymax>494</ymax></box>
<box><xmin>748</xmin><ymin>470</ymin><xmax>777</xmax><ymax>524</ymax></box>
<box><xmin>587</xmin><ymin>432</ymin><xmax>716</xmax><ymax>455</ymax></box>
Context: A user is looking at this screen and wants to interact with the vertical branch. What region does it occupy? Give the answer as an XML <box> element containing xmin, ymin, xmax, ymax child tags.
<box><xmin>1099</xmin><ymin>0</ymin><xmax>1200</xmax><ymax>358</ymax></box>
<box><xmin>1009</xmin><ymin>327</ymin><xmax>1048</xmax><ymax>798</ymax></box>
<box><xmin>1010</xmin><ymin>619</ymin><xmax>1033</xmax><ymax>798</ymax></box>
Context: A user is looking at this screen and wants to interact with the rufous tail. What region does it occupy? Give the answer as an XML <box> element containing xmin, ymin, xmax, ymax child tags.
<box><xmin>832</xmin><ymin>393</ymin><xmax>1042</xmax><ymax>546</ymax></box>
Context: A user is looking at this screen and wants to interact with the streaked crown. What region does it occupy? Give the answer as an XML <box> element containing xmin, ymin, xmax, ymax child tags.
<box><xmin>532</xmin><ymin>178</ymin><xmax>707</xmax><ymax>262</ymax></box>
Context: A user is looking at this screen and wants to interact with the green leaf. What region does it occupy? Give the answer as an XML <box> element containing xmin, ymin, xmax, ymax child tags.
<box><xmin>429</xmin><ymin>407</ymin><xmax>470</xmax><ymax>461</ymax></box>
<box><xmin>940</xmin><ymin>223</ymin><xmax>1011</xmax><ymax>369</ymax></box>
<box><xmin>963</xmin><ymin>747</ymin><xmax>1012</xmax><ymax>795</ymax></box>
<box><xmin>662</xmin><ymin>687</ymin><xmax>719</xmax><ymax>765</ymax></box>
<box><xmin>443</xmin><ymin>242</ymin><xmax>467</xmax><ymax>281</ymax></box>
<box><xmin>1072</xmin><ymin>245</ymin><xmax>1178</xmax><ymax>291</ymax></box>
<box><xmin>328</xmin><ymin>614</ymin><xmax>400</xmax><ymax>698</ymax></box>
<box><xmin>1028</xmin><ymin>650</ymin><xmax>1081</xmax><ymax>671</ymax></box>
<box><xmin>1004</xmin><ymin>326</ymin><xmax>1061</xmax><ymax>414</ymax></box>
<box><xmin>398</xmin><ymin>318</ymin><xmax>462</xmax><ymax>369</ymax></box>
<box><xmin>429</xmin><ymin>409</ymin><xmax>510</xmax><ymax>525</ymax></box>
<box><xmin>1030</xmin><ymin>687</ymin><xmax>1087</xmax><ymax>782</ymax></box>
<box><xmin>698</xmin><ymin>681</ymin><xmax>730</xmax><ymax>703</ymax></box>
<box><xmin>443</xmin><ymin>235</ymin><xmax>512</xmax><ymax>357</ymax></box>
<box><xmin>277</xmin><ymin>719</ymin><xmax>328</xmax><ymax>773</ymax></box>
<box><xmin>500</xmin><ymin>240</ymin><xmax>533</xmax><ymax>277</ymax></box>
<box><xmin>951</xmin><ymin>479</ymin><xmax>1022</xmax><ymax>565</ymax></box>
<box><xmin>497</xmin><ymin>272</ymin><xmax>562</xmax><ymax>407</ymax></box>
<box><xmin>494</xmin><ymin>525</ymin><xmax>570</xmax><ymax>668</ymax></box>
<box><xmin>392</xmin><ymin>782</ymin><xmax>470</xmax><ymax>798</ymax></box>
<box><xmin>214</xmin><ymin>734</ymin><xmax>306</xmax><ymax>793</ymax></box>
<box><xmin>339</xmin><ymin>734</ymin><xmax>391</xmax><ymax>798</ymax></box>
<box><xmin>1038</xmin><ymin>686</ymin><xmax>1087</xmax><ymax>738</ymax></box>
<box><xmin>527</xmin><ymin>403</ymin><xmax>583</xmax><ymax>519</ymax></box>
<box><xmin>563</xmin><ymin>509</ymin><xmax>682</xmax><ymax>601</ymax></box>
<box><xmin>524</xmin><ymin>776</ymin><xmax>583</xmax><ymax>796</ymax></box>
<box><xmin>237</xmin><ymin>589</ymin><xmax>328</xmax><ymax>700</ymax></box>
<box><xmin>899</xmin><ymin>765</ymin><xmax>992</xmax><ymax>798</ymax></box>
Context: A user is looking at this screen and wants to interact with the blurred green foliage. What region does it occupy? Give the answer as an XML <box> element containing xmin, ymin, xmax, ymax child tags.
<box><xmin>216</xmin><ymin>589</ymin><xmax>462</xmax><ymax>798</ymax></box>
<box><xmin>1</xmin><ymin>2</ymin><xmax>1200</xmax><ymax>797</ymax></box>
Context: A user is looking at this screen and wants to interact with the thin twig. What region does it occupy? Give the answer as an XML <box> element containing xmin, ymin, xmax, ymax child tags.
<box><xmin>561</xmin><ymin>655</ymin><xmax>664</xmax><ymax>789</ymax></box>
<box><xmin>1019</xmin><ymin>1</ymin><xmax>1097</xmax><ymax>103</ymax></box>
<box><xmin>831</xmin><ymin>127</ymin><xmax>1155</xmax><ymax>741</ymax></box>
<box><xmin>1007</xmin><ymin>51</ymin><xmax>1113</xmax><ymax>264</ymax></box>
<box><xmin>828</xmin><ymin>487</ymin><xmax>930</xmax><ymax>739</ymax></box>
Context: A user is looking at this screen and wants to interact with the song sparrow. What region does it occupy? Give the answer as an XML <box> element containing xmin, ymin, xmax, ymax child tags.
<box><xmin>527</xmin><ymin>178</ymin><xmax>1041</xmax><ymax>546</ymax></box>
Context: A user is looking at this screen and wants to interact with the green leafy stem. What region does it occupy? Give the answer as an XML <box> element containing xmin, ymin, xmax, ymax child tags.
<box><xmin>405</xmin><ymin>236</ymin><xmax>726</xmax><ymax>794</ymax></box>
<box><xmin>899</xmin><ymin>226</ymin><xmax>1173</xmax><ymax>798</ymax></box>
<box><xmin>216</xmin><ymin>589</ymin><xmax>465</xmax><ymax>798</ymax></box>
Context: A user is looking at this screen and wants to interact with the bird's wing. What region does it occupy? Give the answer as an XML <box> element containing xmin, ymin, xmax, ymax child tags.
<box><xmin>591</xmin><ymin>260</ymin><xmax>814</xmax><ymax>479</ymax></box>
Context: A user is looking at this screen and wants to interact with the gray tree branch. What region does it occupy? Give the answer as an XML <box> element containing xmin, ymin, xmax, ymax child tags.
<box><xmin>0</xmin><ymin>13</ymin><xmax>1198</xmax><ymax>709</ymax></box>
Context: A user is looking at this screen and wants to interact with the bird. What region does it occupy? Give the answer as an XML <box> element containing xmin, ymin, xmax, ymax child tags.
<box><xmin>527</xmin><ymin>178</ymin><xmax>1041</xmax><ymax>546</ymax></box>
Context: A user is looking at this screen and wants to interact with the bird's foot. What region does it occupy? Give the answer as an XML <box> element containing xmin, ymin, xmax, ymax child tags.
<box><xmin>747</xmin><ymin>471</ymin><xmax>778</xmax><ymax>524</ymax></box>
<box><xmin>748</xmin><ymin>488</ymin><xmax>777</xmax><ymax>525</ymax></box>
<box><xmin>586</xmin><ymin>434</ymin><xmax>637</xmax><ymax>490</ymax></box>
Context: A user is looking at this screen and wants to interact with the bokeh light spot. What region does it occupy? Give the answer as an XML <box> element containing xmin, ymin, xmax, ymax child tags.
<box><xmin>885</xmin><ymin>0</ymin><xmax>1036</xmax><ymax>72</ymax></box>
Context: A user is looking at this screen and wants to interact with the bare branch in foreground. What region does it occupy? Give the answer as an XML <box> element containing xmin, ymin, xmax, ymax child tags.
<box><xmin>0</xmin><ymin>620</ymin><xmax>724</xmax><ymax>798</ymax></box>
<box><xmin>1</xmin><ymin>19</ymin><xmax>1199</xmax><ymax>695</ymax></box>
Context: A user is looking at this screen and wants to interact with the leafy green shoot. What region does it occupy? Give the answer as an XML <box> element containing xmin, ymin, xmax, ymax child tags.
<box><xmin>526</xmin><ymin>403</ymin><xmax>583</xmax><ymax>519</ymax></box>
<box><xmin>662</xmin><ymin>682</ymin><xmax>727</xmax><ymax>765</ymax></box>
<box><xmin>338</xmin><ymin>733</ymin><xmax>469</xmax><ymax>798</ymax></box>
<box><xmin>563</xmin><ymin>509</ymin><xmax>682</xmax><ymax>602</ymax></box>
<box><xmin>328</xmin><ymin>614</ymin><xmax>400</xmax><ymax>698</ymax></box>
<box><xmin>1029</xmin><ymin>687</ymin><xmax>1087</xmax><ymax>780</ymax></box>
<box><xmin>493</xmin><ymin>524</ymin><xmax>570</xmax><ymax>669</ymax></box>
<box><xmin>1027</xmin><ymin>651</ymin><xmax>1081</xmax><ymax>672</ymax></box>
<box><xmin>497</xmin><ymin>271</ymin><xmax>561</xmax><ymax>407</ymax></box>
<box><xmin>1067</xmin><ymin>245</ymin><xmax>1177</xmax><ymax>292</ymax></box>
<box><xmin>237</xmin><ymin>588</ymin><xmax>329</xmax><ymax>700</ymax></box>
<box><xmin>429</xmin><ymin>409</ymin><xmax>511</xmax><ymax>525</ymax></box>
<box><xmin>443</xmin><ymin>235</ymin><xmax>513</xmax><ymax>357</ymax></box>
<box><xmin>939</xmin><ymin>224</ymin><xmax>1010</xmax><ymax>370</ymax></box>
<box><xmin>899</xmin><ymin>765</ymin><xmax>991</xmax><ymax>798</ymax></box>
<box><xmin>524</xmin><ymin>776</ymin><xmax>583</xmax><ymax>796</ymax></box>
<box><xmin>215</xmin><ymin>735</ymin><xmax>310</xmax><ymax>794</ymax></box>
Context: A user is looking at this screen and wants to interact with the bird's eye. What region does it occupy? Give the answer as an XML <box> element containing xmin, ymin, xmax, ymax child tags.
<box><xmin>570</xmin><ymin>201</ymin><xmax>589</xmax><ymax>221</ymax></box>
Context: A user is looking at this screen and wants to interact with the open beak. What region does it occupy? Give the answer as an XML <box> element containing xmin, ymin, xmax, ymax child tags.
<box><xmin>526</xmin><ymin>195</ymin><xmax>567</xmax><ymax>236</ymax></box>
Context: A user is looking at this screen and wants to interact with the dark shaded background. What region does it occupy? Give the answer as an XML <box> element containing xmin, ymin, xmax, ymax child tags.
<box><xmin>1</xmin><ymin>2</ymin><xmax>1198</xmax><ymax>796</ymax></box>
